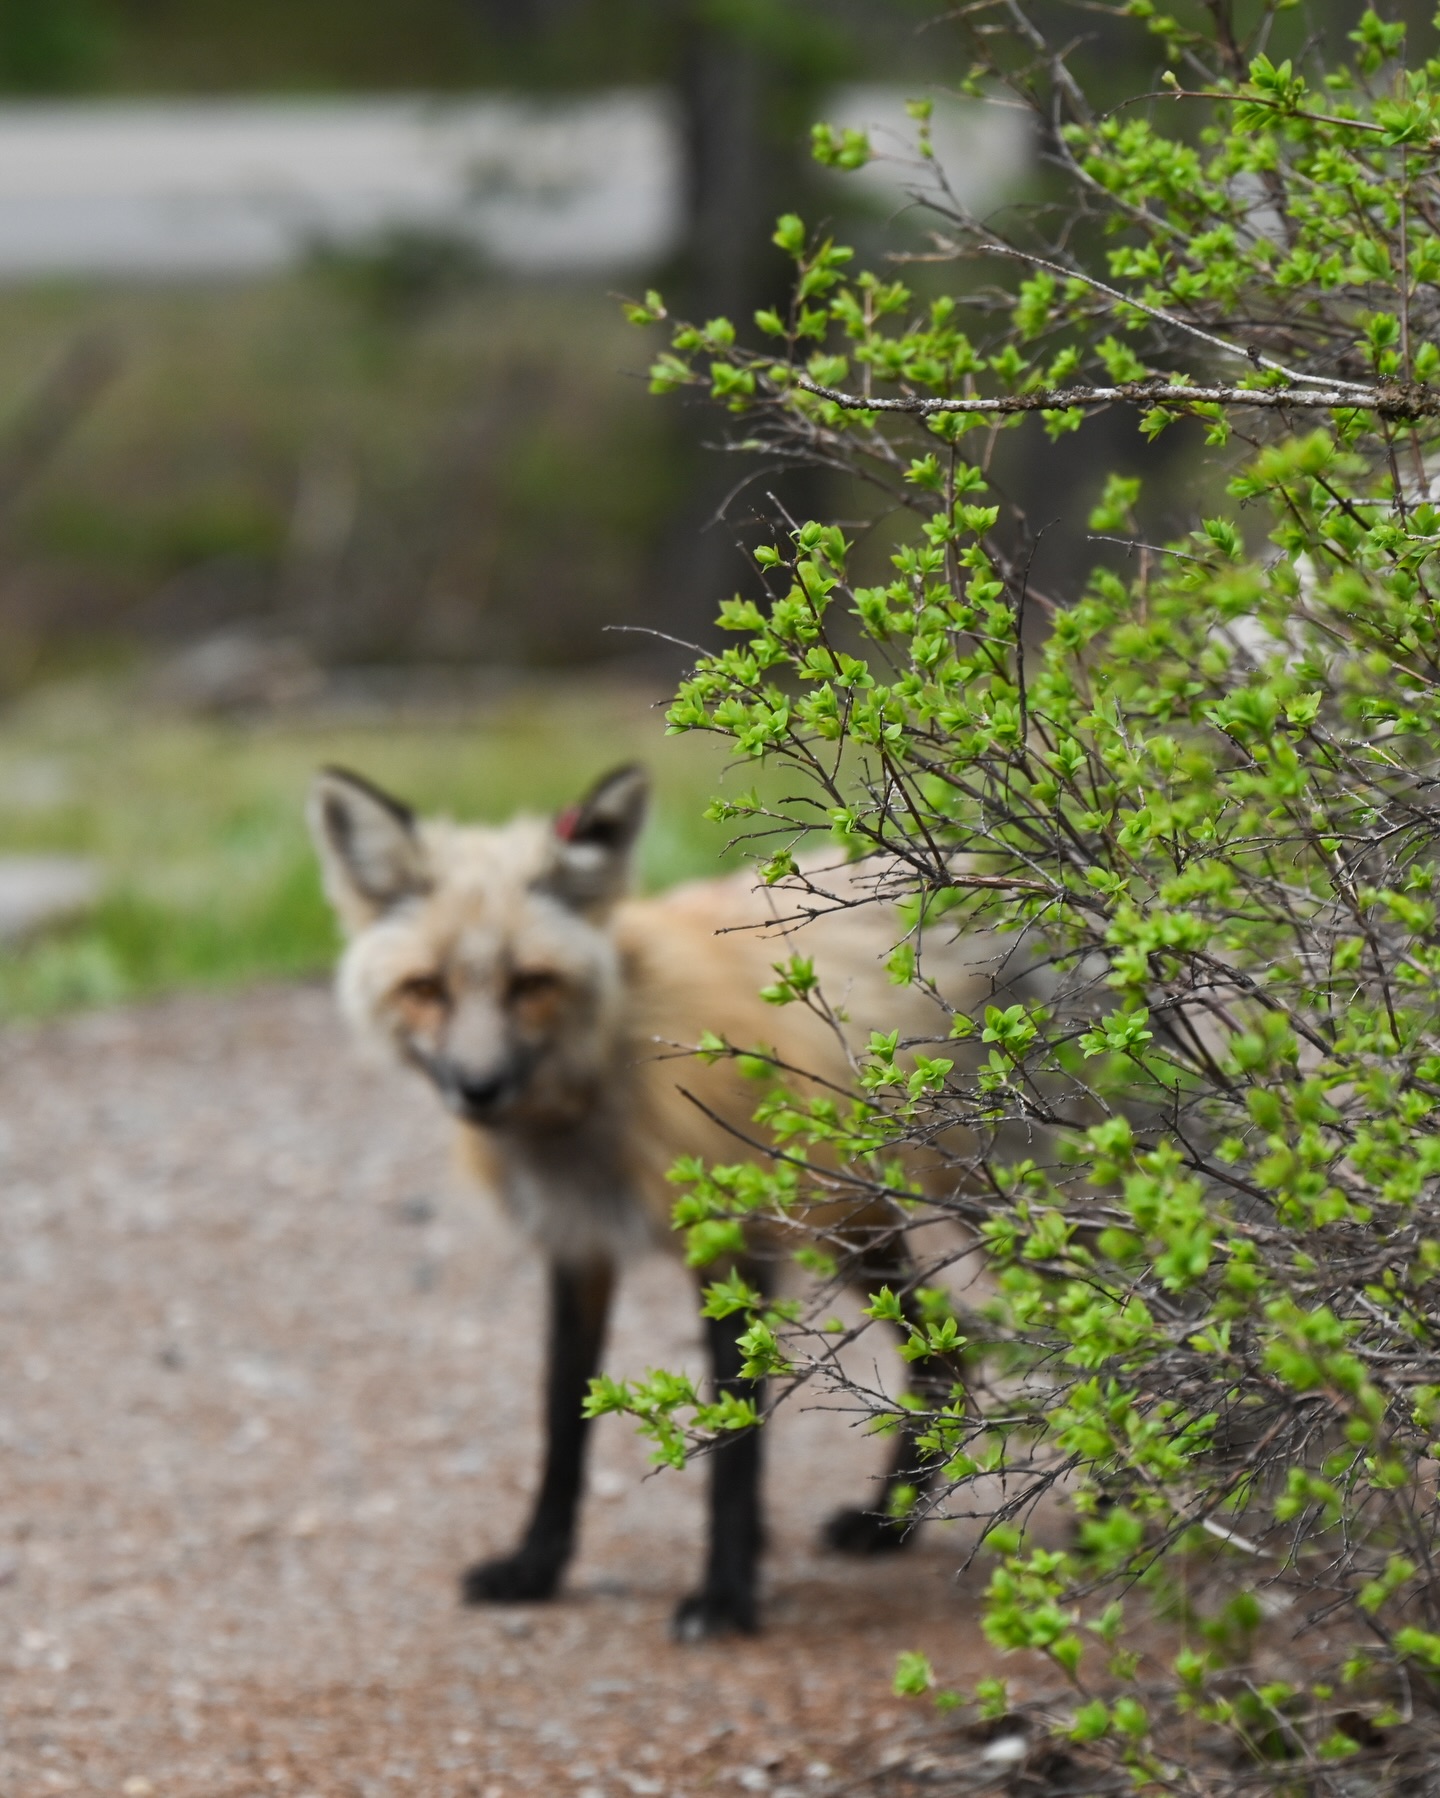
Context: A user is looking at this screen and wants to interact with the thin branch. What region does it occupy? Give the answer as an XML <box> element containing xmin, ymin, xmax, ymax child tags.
<box><xmin>928</xmin><ymin>237</ymin><xmax>1377</xmax><ymax>395</ymax></box>
<box><xmin>1150</xmin><ymin>78</ymin><xmax>1435</xmax><ymax>145</ymax></box>
<box><xmin>793</xmin><ymin>374</ymin><xmax>1438</xmax><ymax>418</ymax></box>
<box><xmin>1088</xmin><ymin>533</ymin><xmax>1214</xmax><ymax>565</ymax></box>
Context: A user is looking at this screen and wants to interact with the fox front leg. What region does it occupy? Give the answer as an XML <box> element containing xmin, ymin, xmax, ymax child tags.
<box><xmin>462</xmin><ymin>1257</ymin><xmax>614</xmax><ymax>1605</ymax></box>
<box><xmin>825</xmin><ymin>1246</ymin><xmax>969</xmax><ymax>1556</ymax></box>
<box><xmin>672</xmin><ymin>1293</ymin><xmax>768</xmax><ymax>1640</ymax></box>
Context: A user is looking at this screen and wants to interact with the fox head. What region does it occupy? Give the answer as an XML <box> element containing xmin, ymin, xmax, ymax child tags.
<box><xmin>308</xmin><ymin>763</ymin><xmax>649</xmax><ymax>1132</ymax></box>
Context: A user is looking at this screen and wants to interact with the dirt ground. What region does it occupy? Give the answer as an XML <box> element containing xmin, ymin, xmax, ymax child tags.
<box><xmin>0</xmin><ymin>985</ymin><xmax>1035</xmax><ymax>1798</ymax></box>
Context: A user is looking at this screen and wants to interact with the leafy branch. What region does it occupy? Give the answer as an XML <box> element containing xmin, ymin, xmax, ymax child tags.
<box><xmin>605</xmin><ymin>1</ymin><xmax>1440</xmax><ymax>1790</ymax></box>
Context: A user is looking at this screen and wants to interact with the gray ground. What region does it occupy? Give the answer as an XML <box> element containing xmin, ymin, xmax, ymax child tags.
<box><xmin>0</xmin><ymin>984</ymin><xmax>1011</xmax><ymax>1798</ymax></box>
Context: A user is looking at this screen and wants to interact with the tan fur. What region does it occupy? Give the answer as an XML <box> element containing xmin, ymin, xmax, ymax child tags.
<box><xmin>603</xmin><ymin>871</ymin><xmax>1004</xmax><ymax>1244</ymax></box>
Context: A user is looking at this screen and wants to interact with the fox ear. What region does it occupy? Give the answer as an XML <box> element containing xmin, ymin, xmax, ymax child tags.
<box><xmin>543</xmin><ymin>763</ymin><xmax>649</xmax><ymax>910</ymax></box>
<box><xmin>308</xmin><ymin>767</ymin><xmax>429</xmax><ymax>929</ymax></box>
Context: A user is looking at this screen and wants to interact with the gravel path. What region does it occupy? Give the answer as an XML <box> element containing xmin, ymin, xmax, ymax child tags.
<box><xmin>0</xmin><ymin>985</ymin><xmax>1006</xmax><ymax>1798</ymax></box>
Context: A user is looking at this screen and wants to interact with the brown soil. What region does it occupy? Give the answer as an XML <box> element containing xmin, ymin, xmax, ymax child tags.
<box><xmin>0</xmin><ymin>985</ymin><xmax>1023</xmax><ymax>1798</ymax></box>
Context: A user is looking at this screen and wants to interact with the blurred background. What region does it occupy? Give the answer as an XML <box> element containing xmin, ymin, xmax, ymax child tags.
<box><xmin>0</xmin><ymin>0</ymin><xmax>1098</xmax><ymax>1017</ymax></box>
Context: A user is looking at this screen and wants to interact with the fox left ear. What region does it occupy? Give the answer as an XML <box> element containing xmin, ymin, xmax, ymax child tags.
<box><xmin>543</xmin><ymin>763</ymin><xmax>649</xmax><ymax>910</ymax></box>
<box><xmin>308</xmin><ymin>766</ymin><xmax>430</xmax><ymax>932</ymax></box>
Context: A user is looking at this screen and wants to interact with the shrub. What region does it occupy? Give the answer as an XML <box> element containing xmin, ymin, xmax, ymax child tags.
<box><xmin>598</xmin><ymin>1</ymin><xmax>1440</xmax><ymax>1788</ymax></box>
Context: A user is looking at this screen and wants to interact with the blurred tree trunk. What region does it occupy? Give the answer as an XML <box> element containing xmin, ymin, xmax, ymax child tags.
<box><xmin>676</xmin><ymin>12</ymin><xmax>774</xmax><ymax>324</ymax></box>
<box><xmin>463</xmin><ymin>0</ymin><xmax>829</xmax><ymax>664</ymax></box>
<box><xmin>646</xmin><ymin>2</ymin><xmax>826</xmax><ymax>660</ymax></box>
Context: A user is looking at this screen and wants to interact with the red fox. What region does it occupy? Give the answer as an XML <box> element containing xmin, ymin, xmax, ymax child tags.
<box><xmin>309</xmin><ymin>762</ymin><xmax>1009</xmax><ymax>1637</ymax></box>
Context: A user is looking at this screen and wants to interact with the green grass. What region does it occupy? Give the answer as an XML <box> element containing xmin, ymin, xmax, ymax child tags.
<box><xmin>0</xmin><ymin>676</ymin><xmax>751</xmax><ymax>1019</ymax></box>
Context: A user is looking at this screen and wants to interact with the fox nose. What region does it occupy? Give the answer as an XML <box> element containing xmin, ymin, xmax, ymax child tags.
<box><xmin>455</xmin><ymin>1071</ymin><xmax>508</xmax><ymax>1117</ymax></box>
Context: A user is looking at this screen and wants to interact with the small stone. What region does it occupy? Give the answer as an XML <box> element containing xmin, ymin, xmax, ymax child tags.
<box><xmin>122</xmin><ymin>1780</ymin><xmax>155</xmax><ymax>1797</ymax></box>
<box><xmin>980</xmin><ymin>1732</ymin><xmax>1030</xmax><ymax>1766</ymax></box>
<box><xmin>232</xmin><ymin>1505</ymin><xmax>277</xmax><ymax>1542</ymax></box>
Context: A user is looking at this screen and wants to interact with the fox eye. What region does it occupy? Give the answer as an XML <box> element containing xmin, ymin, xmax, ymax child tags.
<box><xmin>397</xmin><ymin>973</ymin><xmax>448</xmax><ymax>1007</ymax></box>
<box><xmin>508</xmin><ymin>968</ymin><xmax>561</xmax><ymax>1003</ymax></box>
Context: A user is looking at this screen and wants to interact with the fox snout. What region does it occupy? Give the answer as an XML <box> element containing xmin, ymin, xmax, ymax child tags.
<box><xmin>435</xmin><ymin>1054</ymin><xmax>530</xmax><ymax>1124</ymax></box>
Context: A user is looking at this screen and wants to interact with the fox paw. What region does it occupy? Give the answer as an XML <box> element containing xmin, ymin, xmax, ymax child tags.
<box><xmin>822</xmin><ymin>1506</ymin><xmax>912</xmax><ymax>1555</ymax></box>
<box><xmin>671</xmin><ymin>1588</ymin><xmax>759</xmax><ymax>1642</ymax></box>
<box><xmin>460</xmin><ymin>1551</ymin><xmax>563</xmax><ymax>1605</ymax></box>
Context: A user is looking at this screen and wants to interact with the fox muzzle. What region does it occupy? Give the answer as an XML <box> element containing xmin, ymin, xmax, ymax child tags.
<box><xmin>431</xmin><ymin>1053</ymin><xmax>535</xmax><ymax>1125</ymax></box>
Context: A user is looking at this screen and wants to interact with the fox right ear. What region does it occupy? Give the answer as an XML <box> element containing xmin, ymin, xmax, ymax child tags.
<box><xmin>307</xmin><ymin>767</ymin><xmax>429</xmax><ymax>930</ymax></box>
<box><xmin>542</xmin><ymin>763</ymin><xmax>649</xmax><ymax>911</ymax></box>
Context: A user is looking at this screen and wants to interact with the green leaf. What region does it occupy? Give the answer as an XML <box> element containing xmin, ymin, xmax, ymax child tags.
<box><xmin>894</xmin><ymin>1651</ymin><xmax>935</xmax><ymax>1696</ymax></box>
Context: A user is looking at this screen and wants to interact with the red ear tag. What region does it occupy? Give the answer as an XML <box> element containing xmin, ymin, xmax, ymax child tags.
<box><xmin>554</xmin><ymin>804</ymin><xmax>582</xmax><ymax>842</ymax></box>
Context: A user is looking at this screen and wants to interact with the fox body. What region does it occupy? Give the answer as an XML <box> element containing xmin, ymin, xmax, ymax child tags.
<box><xmin>310</xmin><ymin>763</ymin><xmax>1007</xmax><ymax>1637</ymax></box>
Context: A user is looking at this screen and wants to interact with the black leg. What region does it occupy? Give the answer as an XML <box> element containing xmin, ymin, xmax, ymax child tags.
<box><xmin>824</xmin><ymin>1243</ymin><xmax>968</xmax><ymax>1556</ymax></box>
<box><xmin>462</xmin><ymin>1256</ymin><xmax>614</xmax><ymax>1605</ymax></box>
<box><xmin>672</xmin><ymin>1286</ymin><xmax>768</xmax><ymax>1640</ymax></box>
